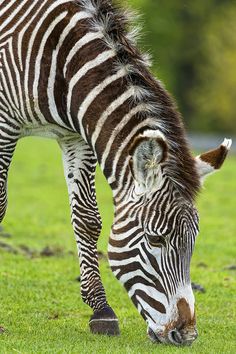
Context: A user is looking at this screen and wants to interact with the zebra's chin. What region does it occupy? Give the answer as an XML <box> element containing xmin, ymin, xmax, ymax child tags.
<box><xmin>147</xmin><ymin>327</ymin><xmax>163</xmax><ymax>344</ymax></box>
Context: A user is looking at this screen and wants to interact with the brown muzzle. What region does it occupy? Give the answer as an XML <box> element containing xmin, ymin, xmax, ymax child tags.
<box><xmin>148</xmin><ymin>298</ymin><xmax>198</xmax><ymax>346</ymax></box>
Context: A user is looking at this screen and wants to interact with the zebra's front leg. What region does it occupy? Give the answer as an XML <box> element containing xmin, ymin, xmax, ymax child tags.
<box><xmin>0</xmin><ymin>124</ymin><xmax>20</xmax><ymax>222</ymax></box>
<box><xmin>59</xmin><ymin>137</ymin><xmax>120</xmax><ymax>336</ymax></box>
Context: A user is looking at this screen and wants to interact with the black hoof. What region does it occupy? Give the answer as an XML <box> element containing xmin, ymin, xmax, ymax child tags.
<box><xmin>89</xmin><ymin>306</ymin><xmax>120</xmax><ymax>336</ymax></box>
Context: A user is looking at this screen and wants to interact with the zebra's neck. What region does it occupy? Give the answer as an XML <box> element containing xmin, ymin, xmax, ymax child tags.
<box><xmin>61</xmin><ymin>1</ymin><xmax>199</xmax><ymax>200</ymax></box>
<box><xmin>0</xmin><ymin>0</ymin><xmax>199</xmax><ymax>200</ymax></box>
<box><xmin>57</xmin><ymin>2</ymin><xmax>164</xmax><ymax>188</ymax></box>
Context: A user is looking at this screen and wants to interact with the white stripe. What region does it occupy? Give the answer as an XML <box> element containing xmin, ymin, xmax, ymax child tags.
<box><xmin>24</xmin><ymin>1</ymin><xmax>81</xmax><ymax>122</ymax></box>
<box><xmin>119</xmin><ymin>270</ymin><xmax>164</xmax><ymax>296</ymax></box>
<box><xmin>91</xmin><ymin>87</ymin><xmax>136</xmax><ymax>149</ymax></box>
<box><xmin>8</xmin><ymin>38</ymin><xmax>26</xmax><ymax>122</ymax></box>
<box><xmin>67</xmin><ymin>49</ymin><xmax>116</xmax><ymax>130</ymax></box>
<box><xmin>112</xmin><ymin>203</ymin><xmax>135</xmax><ymax>224</ymax></box>
<box><xmin>1</xmin><ymin>0</ymin><xmax>44</xmax><ymax>45</ymax></box>
<box><xmin>0</xmin><ymin>47</ymin><xmax>19</xmax><ymax>111</ymax></box>
<box><xmin>100</xmin><ymin>104</ymin><xmax>147</xmax><ymax>170</ymax></box>
<box><xmin>64</xmin><ymin>31</ymin><xmax>104</xmax><ymax>76</ymax></box>
<box><xmin>32</xmin><ymin>11</ymin><xmax>68</xmax><ymax>124</ymax></box>
<box><xmin>77</xmin><ymin>67</ymin><xmax>127</xmax><ymax>139</ymax></box>
<box><xmin>0</xmin><ymin>39</ymin><xmax>10</xmax><ymax>48</ymax></box>
<box><xmin>0</xmin><ymin>90</ymin><xmax>14</xmax><ymax>118</ymax></box>
<box><xmin>112</xmin><ymin>215</ymin><xmax>138</xmax><ymax>230</ymax></box>
<box><xmin>17</xmin><ymin>0</ymin><xmax>49</xmax><ymax>71</ymax></box>
<box><xmin>109</xmin><ymin>227</ymin><xmax>142</xmax><ymax>243</ymax></box>
<box><xmin>136</xmin><ymin>295</ymin><xmax>164</xmax><ymax>326</ymax></box>
<box><xmin>48</xmin><ymin>12</ymin><xmax>92</xmax><ymax>127</ymax></box>
<box><xmin>89</xmin><ymin>319</ymin><xmax>119</xmax><ymax>323</ymax></box>
<box><xmin>0</xmin><ymin>118</ymin><xmax>20</xmax><ymax>134</ymax></box>
<box><xmin>107</xmin><ymin>118</ymin><xmax>153</xmax><ymax>184</ymax></box>
<box><xmin>109</xmin><ymin>254</ymin><xmax>142</xmax><ymax>268</ymax></box>
<box><xmin>0</xmin><ymin>1</ymin><xmax>28</xmax><ymax>35</ymax></box>
<box><xmin>0</xmin><ymin>0</ymin><xmax>17</xmax><ymax>18</ymax></box>
<box><xmin>129</xmin><ymin>283</ymin><xmax>167</xmax><ymax>308</ymax></box>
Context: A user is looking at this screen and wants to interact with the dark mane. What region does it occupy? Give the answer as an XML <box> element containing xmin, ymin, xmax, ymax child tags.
<box><xmin>79</xmin><ymin>0</ymin><xmax>201</xmax><ymax>200</ymax></box>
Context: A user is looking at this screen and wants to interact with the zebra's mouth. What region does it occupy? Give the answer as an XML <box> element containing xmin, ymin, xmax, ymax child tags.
<box><xmin>147</xmin><ymin>327</ymin><xmax>162</xmax><ymax>343</ymax></box>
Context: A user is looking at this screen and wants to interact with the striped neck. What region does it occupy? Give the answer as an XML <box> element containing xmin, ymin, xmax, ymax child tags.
<box><xmin>64</xmin><ymin>1</ymin><xmax>199</xmax><ymax>200</ymax></box>
<box><xmin>23</xmin><ymin>0</ymin><xmax>199</xmax><ymax>200</ymax></box>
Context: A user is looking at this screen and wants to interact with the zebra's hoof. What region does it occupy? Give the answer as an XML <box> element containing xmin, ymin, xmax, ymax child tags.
<box><xmin>89</xmin><ymin>306</ymin><xmax>120</xmax><ymax>336</ymax></box>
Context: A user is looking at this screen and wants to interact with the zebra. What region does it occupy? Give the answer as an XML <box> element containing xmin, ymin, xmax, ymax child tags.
<box><xmin>0</xmin><ymin>0</ymin><xmax>232</xmax><ymax>346</ymax></box>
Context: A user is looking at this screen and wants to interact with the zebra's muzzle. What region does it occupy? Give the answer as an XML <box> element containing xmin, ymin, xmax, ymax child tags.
<box><xmin>147</xmin><ymin>326</ymin><xmax>198</xmax><ymax>346</ymax></box>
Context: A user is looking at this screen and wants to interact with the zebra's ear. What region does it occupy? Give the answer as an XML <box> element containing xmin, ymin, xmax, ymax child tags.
<box><xmin>129</xmin><ymin>130</ymin><xmax>168</xmax><ymax>193</ymax></box>
<box><xmin>195</xmin><ymin>138</ymin><xmax>232</xmax><ymax>183</ymax></box>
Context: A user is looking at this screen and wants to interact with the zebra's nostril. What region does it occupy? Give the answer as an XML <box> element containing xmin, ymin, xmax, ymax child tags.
<box><xmin>169</xmin><ymin>329</ymin><xmax>183</xmax><ymax>345</ymax></box>
<box><xmin>168</xmin><ymin>328</ymin><xmax>198</xmax><ymax>346</ymax></box>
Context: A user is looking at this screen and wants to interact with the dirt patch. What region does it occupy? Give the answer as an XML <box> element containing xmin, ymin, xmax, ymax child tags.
<box><xmin>0</xmin><ymin>326</ymin><xmax>6</xmax><ymax>334</ymax></box>
<box><xmin>40</xmin><ymin>246</ymin><xmax>64</xmax><ymax>257</ymax></box>
<box><xmin>19</xmin><ymin>245</ymin><xmax>38</xmax><ymax>258</ymax></box>
<box><xmin>191</xmin><ymin>282</ymin><xmax>206</xmax><ymax>293</ymax></box>
<box><xmin>0</xmin><ymin>225</ymin><xmax>12</xmax><ymax>239</ymax></box>
<box><xmin>98</xmin><ymin>250</ymin><xmax>107</xmax><ymax>260</ymax></box>
<box><xmin>48</xmin><ymin>313</ymin><xmax>59</xmax><ymax>320</ymax></box>
<box><xmin>0</xmin><ymin>232</ymin><xmax>12</xmax><ymax>239</ymax></box>
<box><xmin>224</xmin><ymin>265</ymin><xmax>236</xmax><ymax>271</ymax></box>
<box><xmin>0</xmin><ymin>241</ymin><xmax>18</xmax><ymax>254</ymax></box>
<box><xmin>0</xmin><ymin>241</ymin><xmax>72</xmax><ymax>259</ymax></box>
<box><xmin>197</xmin><ymin>262</ymin><xmax>208</xmax><ymax>268</ymax></box>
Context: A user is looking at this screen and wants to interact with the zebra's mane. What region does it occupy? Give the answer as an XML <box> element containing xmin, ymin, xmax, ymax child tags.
<box><xmin>79</xmin><ymin>0</ymin><xmax>200</xmax><ymax>200</ymax></box>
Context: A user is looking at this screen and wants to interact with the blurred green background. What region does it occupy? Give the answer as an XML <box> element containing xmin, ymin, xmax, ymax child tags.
<box><xmin>123</xmin><ymin>0</ymin><xmax>236</xmax><ymax>134</ymax></box>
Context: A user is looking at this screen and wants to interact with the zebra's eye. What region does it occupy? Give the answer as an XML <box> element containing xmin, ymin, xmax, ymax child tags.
<box><xmin>146</xmin><ymin>234</ymin><xmax>166</xmax><ymax>247</ymax></box>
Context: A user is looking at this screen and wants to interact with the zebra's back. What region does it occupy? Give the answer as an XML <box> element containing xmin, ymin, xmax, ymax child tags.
<box><xmin>0</xmin><ymin>0</ymin><xmax>102</xmax><ymax>135</ymax></box>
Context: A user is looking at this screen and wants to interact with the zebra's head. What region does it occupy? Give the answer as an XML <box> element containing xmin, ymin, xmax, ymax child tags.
<box><xmin>108</xmin><ymin>130</ymin><xmax>231</xmax><ymax>346</ymax></box>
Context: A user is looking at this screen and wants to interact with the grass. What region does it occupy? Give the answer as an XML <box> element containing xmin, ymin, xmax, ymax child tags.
<box><xmin>0</xmin><ymin>137</ymin><xmax>235</xmax><ymax>354</ymax></box>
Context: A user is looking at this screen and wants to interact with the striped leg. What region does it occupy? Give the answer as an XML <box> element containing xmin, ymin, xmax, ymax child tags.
<box><xmin>59</xmin><ymin>136</ymin><xmax>119</xmax><ymax>336</ymax></box>
<box><xmin>0</xmin><ymin>121</ymin><xmax>19</xmax><ymax>222</ymax></box>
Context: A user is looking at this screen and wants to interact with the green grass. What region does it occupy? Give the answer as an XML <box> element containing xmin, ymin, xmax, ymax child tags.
<box><xmin>0</xmin><ymin>137</ymin><xmax>235</xmax><ymax>354</ymax></box>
